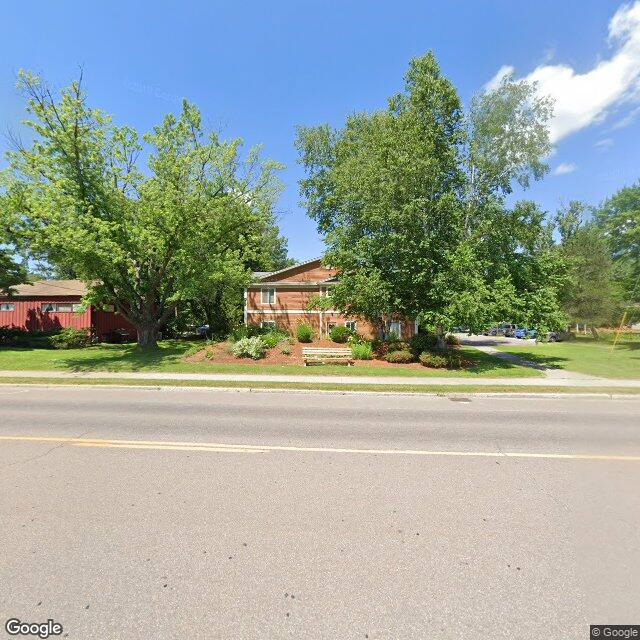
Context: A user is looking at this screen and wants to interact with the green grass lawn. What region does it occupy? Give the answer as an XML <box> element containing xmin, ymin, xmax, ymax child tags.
<box><xmin>0</xmin><ymin>340</ymin><xmax>540</xmax><ymax>378</ymax></box>
<box><xmin>495</xmin><ymin>335</ymin><xmax>640</xmax><ymax>379</ymax></box>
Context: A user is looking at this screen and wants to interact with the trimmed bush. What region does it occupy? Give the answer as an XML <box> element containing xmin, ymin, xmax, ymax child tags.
<box><xmin>351</xmin><ymin>341</ymin><xmax>373</xmax><ymax>360</ymax></box>
<box><xmin>419</xmin><ymin>350</ymin><xmax>464</xmax><ymax>369</ymax></box>
<box><xmin>385</xmin><ymin>349</ymin><xmax>415</xmax><ymax>364</ymax></box>
<box><xmin>329</xmin><ymin>325</ymin><xmax>352</xmax><ymax>343</ymax></box>
<box><xmin>230</xmin><ymin>336</ymin><xmax>265</xmax><ymax>360</ymax></box>
<box><xmin>0</xmin><ymin>326</ymin><xmax>27</xmax><ymax>347</ymax></box>
<box><xmin>50</xmin><ymin>328</ymin><xmax>92</xmax><ymax>349</ymax></box>
<box><xmin>261</xmin><ymin>329</ymin><xmax>289</xmax><ymax>348</ymax></box>
<box><xmin>408</xmin><ymin>332</ymin><xmax>438</xmax><ymax>356</ymax></box>
<box><xmin>296</xmin><ymin>323</ymin><xmax>313</xmax><ymax>343</ymax></box>
<box><xmin>280</xmin><ymin>345</ymin><xmax>291</xmax><ymax>355</ymax></box>
<box><xmin>419</xmin><ymin>351</ymin><xmax>448</xmax><ymax>368</ymax></box>
<box><xmin>445</xmin><ymin>333</ymin><xmax>460</xmax><ymax>346</ymax></box>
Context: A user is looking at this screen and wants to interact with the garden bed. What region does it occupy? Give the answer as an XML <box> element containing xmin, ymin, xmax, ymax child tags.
<box><xmin>186</xmin><ymin>339</ymin><xmax>475</xmax><ymax>370</ymax></box>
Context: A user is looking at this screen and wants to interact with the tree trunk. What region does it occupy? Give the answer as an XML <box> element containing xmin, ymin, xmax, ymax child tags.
<box><xmin>590</xmin><ymin>326</ymin><xmax>600</xmax><ymax>340</ymax></box>
<box><xmin>136</xmin><ymin>322</ymin><xmax>159</xmax><ymax>349</ymax></box>
<box><xmin>435</xmin><ymin>326</ymin><xmax>446</xmax><ymax>352</ymax></box>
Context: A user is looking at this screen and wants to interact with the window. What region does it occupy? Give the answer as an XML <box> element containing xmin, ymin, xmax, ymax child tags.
<box><xmin>388</xmin><ymin>321</ymin><xmax>402</xmax><ymax>339</ymax></box>
<box><xmin>345</xmin><ymin>320</ymin><xmax>357</xmax><ymax>331</ymax></box>
<box><xmin>0</xmin><ymin>303</ymin><xmax>15</xmax><ymax>312</ymax></box>
<box><xmin>261</xmin><ymin>288</ymin><xmax>275</xmax><ymax>304</ymax></box>
<box><xmin>260</xmin><ymin>321</ymin><xmax>276</xmax><ymax>329</ymax></box>
<box><xmin>41</xmin><ymin>303</ymin><xmax>84</xmax><ymax>313</ymax></box>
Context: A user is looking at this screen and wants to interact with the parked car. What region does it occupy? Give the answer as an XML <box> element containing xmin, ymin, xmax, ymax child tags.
<box><xmin>514</xmin><ymin>327</ymin><xmax>528</xmax><ymax>339</ymax></box>
<box><xmin>483</xmin><ymin>323</ymin><xmax>516</xmax><ymax>337</ymax></box>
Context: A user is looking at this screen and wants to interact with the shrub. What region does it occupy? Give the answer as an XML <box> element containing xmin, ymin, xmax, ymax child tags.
<box><xmin>419</xmin><ymin>350</ymin><xmax>464</xmax><ymax>369</ymax></box>
<box><xmin>261</xmin><ymin>329</ymin><xmax>289</xmax><ymax>348</ymax></box>
<box><xmin>280</xmin><ymin>345</ymin><xmax>291</xmax><ymax>355</ymax></box>
<box><xmin>408</xmin><ymin>332</ymin><xmax>438</xmax><ymax>356</ymax></box>
<box><xmin>445</xmin><ymin>333</ymin><xmax>460</xmax><ymax>346</ymax></box>
<box><xmin>228</xmin><ymin>324</ymin><xmax>264</xmax><ymax>342</ymax></box>
<box><xmin>385</xmin><ymin>349</ymin><xmax>415</xmax><ymax>364</ymax></box>
<box><xmin>50</xmin><ymin>327</ymin><xmax>93</xmax><ymax>349</ymax></box>
<box><xmin>0</xmin><ymin>326</ymin><xmax>27</xmax><ymax>347</ymax></box>
<box><xmin>330</xmin><ymin>325</ymin><xmax>352</xmax><ymax>343</ymax></box>
<box><xmin>230</xmin><ymin>336</ymin><xmax>265</xmax><ymax>360</ymax></box>
<box><xmin>296</xmin><ymin>323</ymin><xmax>313</xmax><ymax>343</ymax></box>
<box><xmin>351</xmin><ymin>341</ymin><xmax>373</xmax><ymax>360</ymax></box>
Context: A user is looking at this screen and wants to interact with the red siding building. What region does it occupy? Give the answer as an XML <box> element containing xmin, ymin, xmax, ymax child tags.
<box><xmin>0</xmin><ymin>280</ymin><xmax>137</xmax><ymax>341</ymax></box>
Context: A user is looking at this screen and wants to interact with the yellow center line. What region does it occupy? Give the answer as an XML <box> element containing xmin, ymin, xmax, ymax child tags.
<box><xmin>0</xmin><ymin>434</ymin><xmax>639</xmax><ymax>461</ymax></box>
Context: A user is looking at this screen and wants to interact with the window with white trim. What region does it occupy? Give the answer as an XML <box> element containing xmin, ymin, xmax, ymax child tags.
<box><xmin>0</xmin><ymin>303</ymin><xmax>15</xmax><ymax>312</ymax></box>
<box><xmin>41</xmin><ymin>303</ymin><xmax>84</xmax><ymax>313</ymax></box>
<box><xmin>388</xmin><ymin>321</ymin><xmax>402</xmax><ymax>338</ymax></box>
<box><xmin>345</xmin><ymin>320</ymin><xmax>357</xmax><ymax>331</ymax></box>
<box><xmin>261</xmin><ymin>288</ymin><xmax>275</xmax><ymax>304</ymax></box>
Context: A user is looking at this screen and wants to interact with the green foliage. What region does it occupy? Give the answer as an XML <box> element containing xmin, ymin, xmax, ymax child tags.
<box><xmin>329</xmin><ymin>325</ymin><xmax>351</xmax><ymax>343</ymax></box>
<box><xmin>230</xmin><ymin>336</ymin><xmax>265</xmax><ymax>360</ymax></box>
<box><xmin>408</xmin><ymin>332</ymin><xmax>438</xmax><ymax>356</ymax></box>
<box><xmin>445</xmin><ymin>333</ymin><xmax>460</xmax><ymax>346</ymax></box>
<box><xmin>0</xmin><ymin>251</ymin><xmax>29</xmax><ymax>295</ymax></box>
<box><xmin>350</xmin><ymin>341</ymin><xmax>373</xmax><ymax>360</ymax></box>
<box><xmin>305</xmin><ymin>293</ymin><xmax>333</xmax><ymax>311</ymax></box>
<box><xmin>280</xmin><ymin>345</ymin><xmax>291</xmax><ymax>355</ymax></box>
<box><xmin>229</xmin><ymin>324</ymin><xmax>265</xmax><ymax>342</ymax></box>
<box><xmin>296</xmin><ymin>51</ymin><xmax>561</xmax><ymax>336</ymax></box>
<box><xmin>0</xmin><ymin>72</ymin><xmax>286</xmax><ymax>348</ymax></box>
<box><xmin>50</xmin><ymin>327</ymin><xmax>92</xmax><ymax>349</ymax></box>
<box><xmin>594</xmin><ymin>181</ymin><xmax>640</xmax><ymax>304</ymax></box>
<box><xmin>556</xmin><ymin>210</ymin><xmax>622</xmax><ymax>326</ymax></box>
<box><xmin>261</xmin><ymin>329</ymin><xmax>289</xmax><ymax>348</ymax></box>
<box><xmin>418</xmin><ymin>352</ymin><xmax>448</xmax><ymax>368</ymax></box>
<box><xmin>419</xmin><ymin>350</ymin><xmax>463</xmax><ymax>369</ymax></box>
<box><xmin>0</xmin><ymin>326</ymin><xmax>27</xmax><ymax>346</ymax></box>
<box><xmin>296</xmin><ymin>323</ymin><xmax>313</xmax><ymax>343</ymax></box>
<box><xmin>385</xmin><ymin>349</ymin><xmax>415</xmax><ymax>364</ymax></box>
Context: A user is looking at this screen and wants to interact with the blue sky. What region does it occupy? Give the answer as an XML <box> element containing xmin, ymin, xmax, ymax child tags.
<box><xmin>1</xmin><ymin>1</ymin><xmax>640</xmax><ymax>260</ymax></box>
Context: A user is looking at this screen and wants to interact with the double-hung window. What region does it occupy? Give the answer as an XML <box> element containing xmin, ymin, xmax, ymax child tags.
<box><xmin>345</xmin><ymin>320</ymin><xmax>357</xmax><ymax>331</ymax></box>
<box><xmin>261</xmin><ymin>288</ymin><xmax>275</xmax><ymax>304</ymax></box>
<box><xmin>388</xmin><ymin>321</ymin><xmax>402</xmax><ymax>339</ymax></box>
<box><xmin>0</xmin><ymin>303</ymin><xmax>15</xmax><ymax>312</ymax></box>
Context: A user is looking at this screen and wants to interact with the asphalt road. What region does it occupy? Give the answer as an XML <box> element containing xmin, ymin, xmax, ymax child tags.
<box><xmin>1</xmin><ymin>386</ymin><xmax>639</xmax><ymax>639</ymax></box>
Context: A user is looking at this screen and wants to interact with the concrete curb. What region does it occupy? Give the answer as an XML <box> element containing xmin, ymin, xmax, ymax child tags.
<box><xmin>0</xmin><ymin>381</ymin><xmax>638</xmax><ymax>400</ymax></box>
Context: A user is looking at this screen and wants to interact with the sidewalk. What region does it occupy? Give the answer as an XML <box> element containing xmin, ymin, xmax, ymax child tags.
<box><xmin>0</xmin><ymin>369</ymin><xmax>639</xmax><ymax>388</ymax></box>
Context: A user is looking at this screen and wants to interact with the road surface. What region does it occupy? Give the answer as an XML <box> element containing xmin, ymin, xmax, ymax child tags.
<box><xmin>1</xmin><ymin>386</ymin><xmax>639</xmax><ymax>639</ymax></box>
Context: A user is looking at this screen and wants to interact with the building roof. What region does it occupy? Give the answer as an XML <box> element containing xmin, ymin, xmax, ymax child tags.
<box><xmin>251</xmin><ymin>258</ymin><xmax>323</xmax><ymax>283</ymax></box>
<box><xmin>2</xmin><ymin>279</ymin><xmax>88</xmax><ymax>298</ymax></box>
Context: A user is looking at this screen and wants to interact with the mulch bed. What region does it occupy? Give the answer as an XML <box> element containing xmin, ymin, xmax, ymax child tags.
<box><xmin>184</xmin><ymin>339</ymin><xmax>426</xmax><ymax>369</ymax></box>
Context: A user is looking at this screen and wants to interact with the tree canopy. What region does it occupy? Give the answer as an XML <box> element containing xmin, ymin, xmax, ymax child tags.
<box><xmin>0</xmin><ymin>72</ymin><xmax>287</xmax><ymax>347</ymax></box>
<box><xmin>296</xmin><ymin>51</ymin><xmax>565</xmax><ymax>341</ymax></box>
<box><xmin>594</xmin><ymin>181</ymin><xmax>640</xmax><ymax>305</ymax></box>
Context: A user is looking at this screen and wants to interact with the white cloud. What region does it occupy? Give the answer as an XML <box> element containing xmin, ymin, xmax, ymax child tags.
<box><xmin>595</xmin><ymin>137</ymin><xmax>615</xmax><ymax>149</ymax></box>
<box><xmin>486</xmin><ymin>1</ymin><xmax>640</xmax><ymax>143</ymax></box>
<box><xmin>553</xmin><ymin>162</ymin><xmax>577</xmax><ymax>175</ymax></box>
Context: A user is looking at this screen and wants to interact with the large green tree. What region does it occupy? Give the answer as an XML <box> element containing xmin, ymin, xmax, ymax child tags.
<box><xmin>296</xmin><ymin>52</ymin><xmax>563</xmax><ymax>343</ymax></box>
<box><xmin>0</xmin><ymin>250</ymin><xmax>28</xmax><ymax>295</ymax></box>
<box><xmin>555</xmin><ymin>201</ymin><xmax>622</xmax><ymax>330</ymax></box>
<box><xmin>0</xmin><ymin>72</ymin><xmax>285</xmax><ymax>347</ymax></box>
<box><xmin>594</xmin><ymin>181</ymin><xmax>640</xmax><ymax>305</ymax></box>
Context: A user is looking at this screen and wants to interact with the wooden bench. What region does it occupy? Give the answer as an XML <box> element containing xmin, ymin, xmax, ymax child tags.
<box><xmin>302</xmin><ymin>347</ymin><xmax>354</xmax><ymax>366</ymax></box>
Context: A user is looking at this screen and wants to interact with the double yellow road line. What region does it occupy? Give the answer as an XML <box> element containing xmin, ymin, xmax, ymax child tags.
<box><xmin>1</xmin><ymin>435</ymin><xmax>639</xmax><ymax>461</ymax></box>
